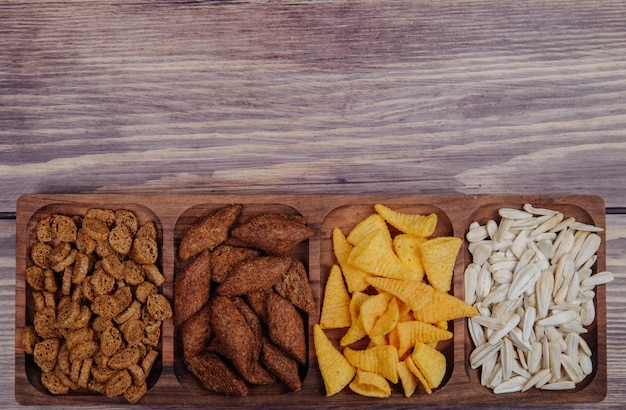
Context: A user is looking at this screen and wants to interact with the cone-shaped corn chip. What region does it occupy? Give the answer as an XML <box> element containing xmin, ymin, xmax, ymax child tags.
<box><xmin>348</xmin><ymin>230</ymin><xmax>411</xmax><ymax>279</ymax></box>
<box><xmin>343</xmin><ymin>345</ymin><xmax>399</xmax><ymax>383</ymax></box>
<box><xmin>349</xmin><ymin>369</ymin><xmax>391</xmax><ymax>398</ymax></box>
<box><xmin>333</xmin><ymin>228</ymin><xmax>372</xmax><ymax>293</ymax></box>
<box><xmin>411</xmin><ymin>342</ymin><xmax>446</xmax><ymax>390</ymax></box>
<box><xmin>388</xmin><ymin>326</ymin><xmax>400</xmax><ymax>351</ymax></box>
<box><xmin>406</xmin><ymin>355</ymin><xmax>432</xmax><ymax>394</ymax></box>
<box><xmin>412</xmin><ymin>290</ymin><xmax>478</xmax><ymax>324</ymax></box>
<box><xmin>340</xmin><ymin>316</ymin><xmax>367</xmax><ymax>346</ymax></box>
<box><xmin>397</xmin><ymin>359</ymin><xmax>419</xmax><ymax>398</ymax></box>
<box><xmin>349</xmin><ymin>291</ymin><xmax>370</xmax><ymax>323</ymax></box>
<box><xmin>359</xmin><ymin>292</ymin><xmax>393</xmax><ymax>336</ymax></box>
<box><xmin>366</xmin><ymin>276</ymin><xmax>434</xmax><ymax>311</ymax></box>
<box><xmin>393</xmin><ymin>234</ymin><xmax>427</xmax><ymax>282</ymax></box>
<box><xmin>370</xmin><ymin>296</ymin><xmax>399</xmax><ymax>337</ymax></box>
<box><xmin>419</xmin><ymin>236</ymin><xmax>462</xmax><ymax>293</ymax></box>
<box><xmin>374</xmin><ymin>204</ymin><xmax>438</xmax><ymax>237</ymax></box>
<box><xmin>314</xmin><ymin>324</ymin><xmax>356</xmax><ymax>396</ymax></box>
<box><xmin>320</xmin><ymin>264</ymin><xmax>351</xmax><ymax>329</ymax></box>
<box><xmin>396</xmin><ymin>320</ymin><xmax>453</xmax><ymax>358</ymax></box>
<box><xmin>347</xmin><ymin>214</ymin><xmax>391</xmax><ymax>246</ymax></box>
<box><xmin>367</xmin><ymin>335</ymin><xmax>388</xmax><ymax>348</ymax></box>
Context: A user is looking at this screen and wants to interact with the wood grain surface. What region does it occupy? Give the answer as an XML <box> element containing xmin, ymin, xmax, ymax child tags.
<box><xmin>2</xmin><ymin>0</ymin><xmax>626</xmax><ymax>408</ymax></box>
<box><xmin>2</xmin><ymin>0</ymin><xmax>626</xmax><ymax>212</ymax></box>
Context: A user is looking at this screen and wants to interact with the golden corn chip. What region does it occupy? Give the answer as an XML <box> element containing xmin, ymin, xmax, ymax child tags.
<box><xmin>343</xmin><ymin>345</ymin><xmax>398</xmax><ymax>384</ymax></box>
<box><xmin>397</xmin><ymin>299</ymin><xmax>413</xmax><ymax>322</ymax></box>
<box><xmin>411</xmin><ymin>342</ymin><xmax>447</xmax><ymax>390</ymax></box>
<box><xmin>313</xmin><ymin>324</ymin><xmax>356</xmax><ymax>396</ymax></box>
<box><xmin>387</xmin><ymin>326</ymin><xmax>400</xmax><ymax>351</ymax></box>
<box><xmin>370</xmin><ymin>296</ymin><xmax>399</xmax><ymax>338</ymax></box>
<box><xmin>412</xmin><ymin>290</ymin><xmax>478</xmax><ymax>324</ymax></box>
<box><xmin>366</xmin><ymin>276</ymin><xmax>434</xmax><ymax>311</ymax></box>
<box><xmin>346</xmin><ymin>214</ymin><xmax>391</xmax><ymax>246</ymax></box>
<box><xmin>396</xmin><ymin>320</ymin><xmax>453</xmax><ymax>358</ymax></box>
<box><xmin>320</xmin><ymin>264</ymin><xmax>352</xmax><ymax>329</ymax></box>
<box><xmin>332</xmin><ymin>228</ymin><xmax>372</xmax><ymax>293</ymax></box>
<box><xmin>374</xmin><ymin>204</ymin><xmax>438</xmax><ymax>237</ymax></box>
<box><xmin>393</xmin><ymin>234</ymin><xmax>427</xmax><ymax>282</ymax></box>
<box><xmin>419</xmin><ymin>236</ymin><xmax>462</xmax><ymax>293</ymax></box>
<box><xmin>397</xmin><ymin>359</ymin><xmax>419</xmax><ymax>398</ymax></box>
<box><xmin>348</xmin><ymin>230</ymin><xmax>410</xmax><ymax>279</ymax></box>
<box><xmin>349</xmin><ymin>369</ymin><xmax>391</xmax><ymax>398</ymax></box>
<box><xmin>367</xmin><ymin>335</ymin><xmax>389</xmax><ymax>348</ymax></box>
<box><xmin>406</xmin><ymin>356</ymin><xmax>431</xmax><ymax>394</ymax></box>
<box><xmin>359</xmin><ymin>292</ymin><xmax>393</xmax><ymax>336</ymax></box>
<box><xmin>349</xmin><ymin>291</ymin><xmax>370</xmax><ymax>323</ymax></box>
<box><xmin>339</xmin><ymin>316</ymin><xmax>367</xmax><ymax>347</ymax></box>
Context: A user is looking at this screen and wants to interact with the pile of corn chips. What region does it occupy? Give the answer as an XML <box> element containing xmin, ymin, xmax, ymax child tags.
<box><xmin>315</xmin><ymin>204</ymin><xmax>478</xmax><ymax>398</ymax></box>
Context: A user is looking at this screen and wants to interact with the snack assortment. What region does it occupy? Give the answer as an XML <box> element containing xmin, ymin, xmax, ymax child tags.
<box><xmin>22</xmin><ymin>209</ymin><xmax>172</xmax><ymax>403</ymax></box>
<box><xmin>18</xmin><ymin>196</ymin><xmax>609</xmax><ymax>404</ymax></box>
<box><xmin>315</xmin><ymin>204</ymin><xmax>478</xmax><ymax>398</ymax></box>
<box><xmin>175</xmin><ymin>204</ymin><xmax>315</xmax><ymax>396</ymax></box>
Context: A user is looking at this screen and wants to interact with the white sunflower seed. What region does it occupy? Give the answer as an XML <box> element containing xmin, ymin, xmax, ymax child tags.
<box><xmin>549</xmin><ymin>342</ymin><xmax>562</xmax><ymax>382</ymax></box>
<box><xmin>579</xmin><ymin>352</ymin><xmax>593</xmax><ymax>375</ymax></box>
<box><xmin>574</xmin><ymin>233</ymin><xmax>601</xmax><ymax>269</ymax></box>
<box><xmin>537</xmin><ymin>310</ymin><xmax>579</xmax><ymax>327</ymax></box>
<box><xmin>536</xmin><ymin>269</ymin><xmax>554</xmax><ymax>319</ymax></box>
<box><xmin>581</xmin><ymin>271</ymin><xmax>614</xmax><ymax>287</ymax></box>
<box><xmin>488</xmin><ymin>313</ymin><xmax>520</xmax><ymax>344</ymax></box>
<box><xmin>540</xmin><ymin>381</ymin><xmax>576</xmax><ymax>390</ymax></box>
<box><xmin>501</xmin><ymin>337</ymin><xmax>514</xmax><ymax>382</ymax></box>
<box><xmin>531</xmin><ymin>212</ymin><xmax>564</xmax><ymax>238</ymax></box>
<box><xmin>493</xmin><ymin>375</ymin><xmax>528</xmax><ymax>394</ymax></box>
<box><xmin>499</xmin><ymin>208</ymin><xmax>533</xmax><ymax>219</ymax></box>
<box><xmin>523</xmin><ymin>203</ymin><xmax>559</xmax><ymax>216</ymax></box>
<box><xmin>522</xmin><ymin>306</ymin><xmax>536</xmax><ymax>342</ymax></box>
<box><xmin>471</xmin><ymin>315</ymin><xmax>505</xmax><ymax>330</ymax></box>
<box><xmin>570</xmin><ymin>221</ymin><xmax>604</xmax><ymax>232</ymax></box>
<box><xmin>527</xmin><ymin>341</ymin><xmax>542</xmax><ymax>374</ymax></box>
<box><xmin>467</xmin><ymin>225</ymin><xmax>489</xmax><ymax>242</ymax></box>
<box><xmin>522</xmin><ymin>368</ymin><xmax>551</xmax><ymax>392</ymax></box>
<box><xmin>464</xmin><ymin>264</ymin><xmax>479</xmax><ymax>305</ymax></box>
<box><xmin>470</xmin><ymin>340</ymin><xmax>503</xmax><ymax>369</ymax></box>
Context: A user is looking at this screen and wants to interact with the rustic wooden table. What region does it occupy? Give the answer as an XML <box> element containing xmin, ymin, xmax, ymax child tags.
<box><xmin>2</xmin><ymin>1</ymin><xmax>626</xmax><ymax>408</ymax></box>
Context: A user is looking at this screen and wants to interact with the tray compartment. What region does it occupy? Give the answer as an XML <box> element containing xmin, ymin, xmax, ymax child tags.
<box><xmin>462</xmin><ymin>200</ymin><xmax>605</xmax><ymax>398</ymax></box>
<box><xmin>173</xmin><ymin>202</ymin><xmax>312</xmax><ymax>396</ymax></box>
<box><xmin>319</xmin><ymin>202</ymin><xmax>456</xmax><ymax>398</ymax></box>
<box><xmin>20</xmin><ymin>202</ymin><xmax>165</xmax><ymax>398</ymax></box>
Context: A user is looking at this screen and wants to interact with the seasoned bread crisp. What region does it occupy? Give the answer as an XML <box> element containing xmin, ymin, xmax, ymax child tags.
<box><xmin>129</xmin><ymin>236</ymin><xmax>158</xmax><ymax>265</ymax></box>
<box><xmin>261</xmin><ymin>340</ymin><xmax>302</xmax><ymax>392</ymax></box>
<box><xmin>108</xmin><ymin>224</ymin><xmax>133</xmax><ymax>255</ymax></box>
<box><xmin>185</xmin><ymin>352</ymin><xmax>248</xmax><ymax>396</ymax></box>
<box><xmin>266</xmin><ymin>292</ymin><xmax>306</xmax><ymax>365</ymax></box>
<box><xmin>174</xmin><ymin>249</ymin><xmax>212</xmax><ymax>325</ymax></box>
<box><xmin>229</xmin><ymin>213</ymin><xmax>314</xmax><ymax>255</ymax></box>
<box><xmin>180</xmin><ymin>304</ymin><xmax>212</xmax><ymax>360</ymax></box>
<box><xmin>178</xmin><ymin>204</ymin><xmax>243</xmax><ymax>261</ymax></box>
<box><xmin>30</xmin><ymin>242</ymin><xmax>52</xmax><ymax>269</ymax></box>
<box><xmin>51</xmin><ymin>214</ymin><xmax>78</xmax><ymax>243</ymax></box>
<box><xmin>273</xmin><ymin>258</ymin><xmax>315</xmax><ymax>315</ymax></box>
<box><xmin>114</xmin><ymin>210</ymin><xmax>138</xmax><ymax>235</ymax></box>
<box><xmin>209</xmin><ymin>296</ymin><xmax>256</xmax><ymax>377</ymax></box>
<box><xmin>217</xmin><ymin>256</ymin><xmax>291</xmax><ymax>296</ymax></box>
<box><xmin>210</xmin><ymin>245</ymin><xmax>259</xmax><ymax>283</ymax></box>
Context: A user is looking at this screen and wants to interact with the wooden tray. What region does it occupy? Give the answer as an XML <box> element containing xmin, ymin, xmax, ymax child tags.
<box><xmin>15</xmin><ymin>194</ymin><xmax>607</xmax><ymax>406</ymax></box>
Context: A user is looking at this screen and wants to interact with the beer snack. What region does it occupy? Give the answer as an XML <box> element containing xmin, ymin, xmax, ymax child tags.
<box><xmin>22</xmin><ymin>208</ymin><xmax>171</xmax><ymax>404</ymax></box>
<box><xmin>315</xmin><ymin>204</ymin><xmax>477</xmax><ymax>398</ymax></box>
<box><xmin>176</xmin><ymin>205</ymin><xmax>314</xmax><ymax>395</ymax></box>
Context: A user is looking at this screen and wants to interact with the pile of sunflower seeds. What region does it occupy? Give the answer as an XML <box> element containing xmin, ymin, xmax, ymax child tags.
<box><xmin>465</xmin><ymin>204</ymin><xmax>613</xmax><ymax>393</ymax></box>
